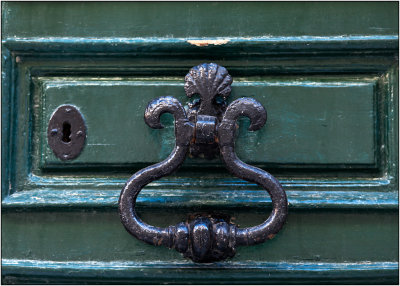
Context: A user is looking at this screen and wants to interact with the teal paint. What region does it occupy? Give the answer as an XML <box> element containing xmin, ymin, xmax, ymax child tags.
<box><xmin>2</xmin><ymin>260</ymin><xmax>399</xmax><ymax>284</ymax></box>
<box><xmin>2</xmin><ymin>2</ymin><xmax>398</xmax><ymax>284</ymax></box>
<box><xmin>2</xmin><ymin>37</ymin><xmax>398</xmax><ymax>57</ymax></box>
<box><xmin>2</xmin><ymin>189</ymin><xmax>398</xmax><ymax>210</ymax></box>
<box><xmin>2</xmin><ymin>210</ymin><xmax>398</xmax><ymax>262</ymax></box>
<box><xmin>2</xmin><ymin>2</ymin><xmax>398</xmax><ymax>38</ymax></box>
<box><xmin>38</xmin><ymin>76</ymin><xmax>377</xmax><ymax>166</ymax></box>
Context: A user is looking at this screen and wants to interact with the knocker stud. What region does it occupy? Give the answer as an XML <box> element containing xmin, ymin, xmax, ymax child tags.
<box><xmin>119</xmin><ymin>63</ymin><xmax>288</xmax><ymax>263</ymax></box>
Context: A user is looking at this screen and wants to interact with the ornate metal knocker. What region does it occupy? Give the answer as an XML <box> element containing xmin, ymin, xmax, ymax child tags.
<box><xmin>119</xmin><ymin>63</ymin><xmax>288</xmax><ymax>263</ymax></box>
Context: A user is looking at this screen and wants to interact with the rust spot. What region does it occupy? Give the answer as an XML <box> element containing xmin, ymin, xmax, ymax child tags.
<box><xmin>267</xmin><ymin>234</ymin><xmax>276</xmax><ymax>240</ymax></box>
<box><xmin>187</xmin><ymin>39</ymin><xmax>230</xmax><ymax>47</ymax></box>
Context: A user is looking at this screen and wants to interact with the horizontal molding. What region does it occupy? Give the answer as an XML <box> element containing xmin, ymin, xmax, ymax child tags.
<box><xmin>4</xmin><ymin>35</ymin><xmax>399</xmax><ymax>43</ymax></box>
<box><xmin>2</xmin><ymin>189</ymin><xmax>398</xmax><ymax>210</ymax></box>
<box><xmin>2</xmin><ymin>259</ymin><xmax>398</xmax><ymax>284</ymax></box>
<box><xmin>27</xmin><ymin>176</ymin><xmax>393</xmax><ymax>188</ymax></box>
<box><xmin>2</xmin><ymin>36</ymin><xmax>398</xmax><ymax>54</ymax></box>
<box><xmin>3</xmin><ymin>258</ymin><xmax>397</xmax><ymax>271</ymax></box>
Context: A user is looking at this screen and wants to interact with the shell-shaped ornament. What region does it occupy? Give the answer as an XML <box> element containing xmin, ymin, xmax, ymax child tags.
<box><xmin>184</xmin><ymin>63</ymin><xmax>233</xmax><ymax>115</ymax></box>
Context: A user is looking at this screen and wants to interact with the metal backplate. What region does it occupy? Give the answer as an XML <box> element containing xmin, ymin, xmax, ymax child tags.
<box><xmin>47</xmin><ymin>105</ymin><xmax>86</xmax><ymax>161</ymax></box>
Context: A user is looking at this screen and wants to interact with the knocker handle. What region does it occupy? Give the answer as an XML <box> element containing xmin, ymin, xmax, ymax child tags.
<box><xmin>119</xmin><ymin>63</ymin><xmax>288</xmax><ymax>263</ymax></box>
<box><xmin>219</xmin><ymin>98</ymin><xmax>288</xmax><ymax>246</ymax></box>
<box><xmin>119</xmin><ymin>97</ymin><xmax>193</xmax><ymax>247</ymax></box>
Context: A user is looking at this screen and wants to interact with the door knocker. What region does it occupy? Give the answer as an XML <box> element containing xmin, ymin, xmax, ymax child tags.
<box><xmin>119</xmin><ymin>63</ymin><xmax>288</xmax><ymax>263</ymax></box>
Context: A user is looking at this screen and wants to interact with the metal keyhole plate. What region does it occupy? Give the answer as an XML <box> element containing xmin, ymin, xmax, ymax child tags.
<box><xmin>47</xmin><ymin>105</ymin><xmax>86</xmax><ymax>160</ymax></box>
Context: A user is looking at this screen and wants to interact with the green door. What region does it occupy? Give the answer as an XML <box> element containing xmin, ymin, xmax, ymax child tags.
<box><xmin>2</xmin><ymin>2</ymin><xmax>398</xmax><ymax>284</ymax></box>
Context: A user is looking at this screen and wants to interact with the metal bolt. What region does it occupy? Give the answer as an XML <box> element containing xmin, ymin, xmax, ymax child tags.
<box><xmin>50</xmin><ymin>129</ymin><xmax>58</xmax><ymax>136</ymax></box>
<box><xmin>63</xmin><ymin>154</ymin><xmax>69</xmax><ymax>159</ymax></box>
<box><xmin>65</xmin><ymin>108</ymin><xmax>71</xmax><ymax>113</ymax></box>
<box><xmin>76</xmin><ymin>130</ymin><xmax>83</xmax><ymax>137</ymax></box>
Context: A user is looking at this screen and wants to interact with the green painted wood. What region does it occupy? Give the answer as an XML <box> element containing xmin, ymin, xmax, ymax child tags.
<box><xmin>2</xmin><ymin>2</ymin><xmax>398</xmax><ymax>284</ymax></box>
<box><xmin>3</xmin><ymin>37</ymin><xmax>399</xmax><ymax>59</ymax></box>
<box><xmin>2</xmin><ymin>209</ymin><xmax>398</xmax><ymax>283</ymax></box>
<box><xmin>2</xmin><ymin>260</ymin><xmax>398</xmax><ymax>285</ymax></box>
<box><xmin>2</xmin><ymin>210</ymin><xmax>398</xmax><ymax>263</ymax></box>
<box><xmin>2</xmin><ymin>2</ymin><xmax>398</xmax><ymax>38</ymax></box>
<box><xmin>38</xmin><ymin>76</ymin><xmax>377</xmax><ymax>168</ymax></box>
<box><xmin>2</xmin><ymin>189</ymin><xmax>398</xmax><ymax>210</ymax></box>
<box><xmin>4</xmin><ymin>50</ymin><xmax>394</xmax><ymax>203</ymax></box>
<box><xmin>1</xmin><ymin>47</ymin><xmax>12</xmax><ymax>199</ymax></box>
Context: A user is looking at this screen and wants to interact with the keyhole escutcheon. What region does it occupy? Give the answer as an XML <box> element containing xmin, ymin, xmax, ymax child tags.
<box><xmin>47</xmin><ymin>105</ymin><xmax>86</xmax><ymax>161</ymax></box>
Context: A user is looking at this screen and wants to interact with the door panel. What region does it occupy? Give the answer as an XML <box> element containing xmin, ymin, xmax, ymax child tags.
<box><xmin>38</xmin><ymin>76</ymin><xmax>376</xmax><ymax>167</ymax></box>
<box><xmin>2</xmin><ymin>2</ymin><xmax>398</xmax><ymax>284</ymax></box>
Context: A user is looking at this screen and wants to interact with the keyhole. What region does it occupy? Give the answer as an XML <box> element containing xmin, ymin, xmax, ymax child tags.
<box><xmin>62</xmin><ymin>122</ymin><xmax>72</xmax><ymax>143</ymax></box>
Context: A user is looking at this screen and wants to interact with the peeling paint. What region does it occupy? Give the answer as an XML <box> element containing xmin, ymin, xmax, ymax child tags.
<box><xmin>187</xmin><ymin>39</ymin><xmax>230</xmax><ymax>47</ymax></box>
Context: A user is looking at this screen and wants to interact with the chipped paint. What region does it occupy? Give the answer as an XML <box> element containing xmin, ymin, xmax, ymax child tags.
<box><xmin>187</xmin><ymin>39</ymin><xmax>230</xmax><ymax>47</ymax></box>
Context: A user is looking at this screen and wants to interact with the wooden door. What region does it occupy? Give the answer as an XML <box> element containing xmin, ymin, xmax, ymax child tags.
<box><xmin>2</xmin><ymin>2</ymin><xmax>398</xmax><ymax>284</ymax></box>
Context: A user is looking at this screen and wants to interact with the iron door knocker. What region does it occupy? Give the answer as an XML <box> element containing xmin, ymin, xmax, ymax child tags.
<box><xmin>119</xmin><ymin>63</ymin><xmax>288</xmax><ymax>263</ymax></box>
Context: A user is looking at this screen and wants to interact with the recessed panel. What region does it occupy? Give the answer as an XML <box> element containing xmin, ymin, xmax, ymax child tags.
<box><xmin>38</xmin><ymin>77</ymin><xmax>376</xmax><ymax>169</ymax></box>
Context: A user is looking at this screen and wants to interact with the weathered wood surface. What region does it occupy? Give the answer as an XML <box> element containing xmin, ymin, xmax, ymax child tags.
<box><xmin>2</xmin><ymin>2</ymin><xmax>398</xmax><ymax>284</ymax></box>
